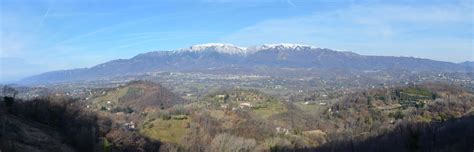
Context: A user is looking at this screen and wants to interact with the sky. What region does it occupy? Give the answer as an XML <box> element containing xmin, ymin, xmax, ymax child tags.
<box><xmin>1</xmin><ymin>0</ymin><xmax>473</xmax><ymax>82</ymax></box>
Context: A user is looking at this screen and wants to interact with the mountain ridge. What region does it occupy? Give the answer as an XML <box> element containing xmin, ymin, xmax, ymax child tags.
<box><xmin>20</xmin><ymin>43</ymin><xmax>472</xmax><ymax>85</ymax></box>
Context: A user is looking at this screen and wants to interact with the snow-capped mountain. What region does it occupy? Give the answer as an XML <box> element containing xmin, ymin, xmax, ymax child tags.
<box><xmin>178</xmin><ymin>43</ymin><xmax>250</xmax><ymax>55</ymax></box>
<box><xmin>178</xmin><ymin>43</ymin><xmax>316</xmax><ymax>55</ymax></box>
<box><xmin>21</xmin><ymin>43</ymin><xmax>470</xmax><ymax>84</ymax></box>
<box><xmin>256</xmin><ymin>43</ymin><xmax>315</xmax><ymax>51</ymax></box>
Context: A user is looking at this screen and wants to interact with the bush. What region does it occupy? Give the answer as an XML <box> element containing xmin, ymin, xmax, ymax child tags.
<box><xmin>159</xmin><ymin>111</ymin><xmax>171</xmax><ymax>120</ymax></box>
<box><xmin>168</xmin><ymin>104</ymin><xmax>189</xmax><ymax>115</ymax></box>
<box><xmin>3</xmin><ymin>96</ymin><xmax>14</xmax><ymax>107</ymax></box>
<box><xmin>389</xmin><ymin>110</ymin><xmax>405</xmax><ymax>120</ymax></box>
<box><xmin>111</xmin><ymin>106</ymin><xmax>134</xmax><ymax>113</ymax></box>
<box><xmin>264</xmin><ymin>137</ymin><xmax>292</xmax><ymax>151</ymax></box>
<box><xmin>210</xmin><ymin>133</ymin><xmax>256</xmax><ymax>152</ymax></box>
<box><xmin>103</xmin><ymin>138</ymin><xmax>112</xmax><ymax>152</ymax></box>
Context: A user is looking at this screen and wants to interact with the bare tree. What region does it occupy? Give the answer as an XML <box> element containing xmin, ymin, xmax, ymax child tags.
<box><xmin>210</xmin><ymin>133</ymin><xmax>256</xmax><ymax>152</ymax></box>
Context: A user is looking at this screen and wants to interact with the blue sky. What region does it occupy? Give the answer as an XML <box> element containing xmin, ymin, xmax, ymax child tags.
<box><xmin>1</xmin><ymin>0</ymin><xmax>473</xmax><ymax>82</ymax></box>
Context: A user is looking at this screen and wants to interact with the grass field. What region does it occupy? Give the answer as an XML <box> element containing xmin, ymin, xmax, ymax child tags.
<box><xmin>140</xmin><ymin>118</ymin><xmax>190</xmax><ymax>144</ymax></box>
<box><xmin>402</xmin><ymin>88</ymin><xmax>433</xmax><ymax>97</ymax></box>
<box><xmin>252</xmin><ymin>101</ymin><xmax>287</xmax><ymax>119</ymax></box>
<box><xmin>93</xmin><ymin>87</ymin><xmax>130</xmax><ymax>108</ymax></box>
<box><xmin>293</xmin><ymin>101</ymin><xmax>335</xmax><ymax>117</ymax></box>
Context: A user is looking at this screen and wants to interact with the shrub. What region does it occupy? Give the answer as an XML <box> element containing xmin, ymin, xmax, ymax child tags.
<box><xmin>210</xmin><ymin>133</ymin><xmax>256</xmax><ymax>152</ymax></box>
<box><xmin>159</xmin><ymin>111</ymin><xmax>171</xmax><ymax>120</ymax></box>
<box><xmin>168</xmin><ymin>104</ymin><xmax>189</xmax><ymax>115</ymax></box>
<box><xmin>389</xmin><ymin>110</ymin><xmax>405</xmax><ymax>120</ymax></box>
<box><xmin>3</xmin><ymin>96</ymin><xmax>14</xmax><ymax>107</ymax></box>
<box><xmin>264</xmin><ymin>137</ymin><xmax>292</xmax><ymax>151</ymax></box>
<box><xmin>103</xmin><ymin>138</ymin><xmax>112</xmax><ymax>152</ymax></box>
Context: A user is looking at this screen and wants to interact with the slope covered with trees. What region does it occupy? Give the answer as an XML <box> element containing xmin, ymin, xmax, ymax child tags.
<box><xmin>1</xmin><ymin>82</ymin><xmax>473</xmax><ymax>151</ymax></box>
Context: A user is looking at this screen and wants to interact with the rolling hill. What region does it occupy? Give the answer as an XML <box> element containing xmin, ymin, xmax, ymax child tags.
<box><xmin>89</xmin><ymin>80</ymin><xmax>186</xmax><ymax>111</ymax></box>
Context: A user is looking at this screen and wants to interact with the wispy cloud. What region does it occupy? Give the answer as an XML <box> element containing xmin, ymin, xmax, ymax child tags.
<box><xmin>34</xmin><ymin>2</ymin><xmax>51</xmax><ymax>33</ymax></box>
<box><xmin>286</xmin><ymin>0</ymin><xmax>296</xmax><ymax>8</ymax></box>
<box><xmin>106</xmin><ymin>31</ymin><xmax>225</xmax><ymax>51</ymax></box>
<box><xmin>1</xmin><ymin>0</ymin><xmax>472</xmax><ymax>80</ymax></box>
<box><xmin>47</xmin><ymin>12</ymin><xmax>114</xmax><ymax>17</ymax></box>
<box><xmin>221</xmin><ymin>2</ymin><xmax>473</xmax><ymax>62</ymax></box>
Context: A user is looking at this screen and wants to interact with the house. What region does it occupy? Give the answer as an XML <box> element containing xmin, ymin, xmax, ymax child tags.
<box><xmin>124</xmin><ymin>121</ymin><xmax>135</xmax><ymax>130</ymax></box>
<box><xmin>220</xmin><ymin>104</ymin><xmax>229</xmax><ymax>109</ymax></box>
<box><xmin>276</xmin><ymin>127</ymin><xmax>290</xmax><ymax>135</ymax></box>
<box><xmin>216</xmin><ymin>94</ymin><xmax>226</xmax><ymax>99</ymax></box>
<box><xmin>239</xmin><ymin>102</ymin><xmax>252</xmax><ymax>108</ymax></box>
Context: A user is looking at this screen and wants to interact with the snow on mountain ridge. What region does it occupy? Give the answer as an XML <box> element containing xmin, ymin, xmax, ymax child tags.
<box><xmin>257</xmin><ymin>43</ymin><xmax>316</xmax><ymax>50</ymax></box>
<box><xmin>177</xmin><ymin>43</ymin><xmax>318</xmax><ymax>55</ymax></box>
<box><xmin>179</xmin><ymin>43</ymin><xmax>249</xmax><ymax>55</ymax></box>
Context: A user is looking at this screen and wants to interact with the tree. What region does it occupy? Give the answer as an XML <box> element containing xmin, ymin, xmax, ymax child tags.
<box><xmin>210</xmin><ymin>133</ymin><xmax>256</xmax><ymax>152</ymax></box>
<box><xmin>2</xmin><ymin>86</ymin><xmax>18</xmax><ymax>109</ymax></box>
<box><xmin>2</xmin><ymin>86</ymin><xmax>18</xmax><ymax>98</ymax></box>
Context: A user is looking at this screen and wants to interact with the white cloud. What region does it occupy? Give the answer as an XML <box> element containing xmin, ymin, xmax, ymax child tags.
<box><xmin>220</xmin><ymin>3</ymin><xmax>473</xmax><ymax>62</ymax></box>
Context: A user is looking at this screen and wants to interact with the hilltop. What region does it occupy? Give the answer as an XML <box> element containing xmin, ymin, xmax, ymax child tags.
<box><xmin>86</xmin><ymin>80</ymin><xmax>186</xmax><ymax>111</ymax></box>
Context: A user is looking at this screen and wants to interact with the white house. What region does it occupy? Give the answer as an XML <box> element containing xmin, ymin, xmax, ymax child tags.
<box><xmin>239</xmin><ymin>102</ymin><xmax>252</xmax><ymax>108</ymax></box>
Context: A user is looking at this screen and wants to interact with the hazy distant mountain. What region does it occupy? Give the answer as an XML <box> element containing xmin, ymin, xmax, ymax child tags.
<box><xmin>0</xmin><ymin>57</ymin><xmax>45</xmax><ymax>83</ymax></box>
<box><xmin>21</xmin><ymin>43</ymin><xmax>471</xmax><ymax>84</ymax></box>
<box><xmin>460</xmin><ymin>61</ymin><xmax>474</xmax><ymax>67</ymax></box>
<box><xmin>460</xmin><ymin>61</ymin><xmax>474</xmax><ymax>71</ymax></box>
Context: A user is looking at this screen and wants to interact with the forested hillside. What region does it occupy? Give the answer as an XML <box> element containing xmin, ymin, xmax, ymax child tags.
<box><xmin>1</xmin><ymin>82</ymin><xmax>473</xmax><ymax>151</ymax></box>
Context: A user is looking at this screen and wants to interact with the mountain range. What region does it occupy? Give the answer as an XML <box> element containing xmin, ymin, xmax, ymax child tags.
<box><xmin>20</xmin><ymin>43</ymin><xmax>473</xmax><ymax>84</ymax></box>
